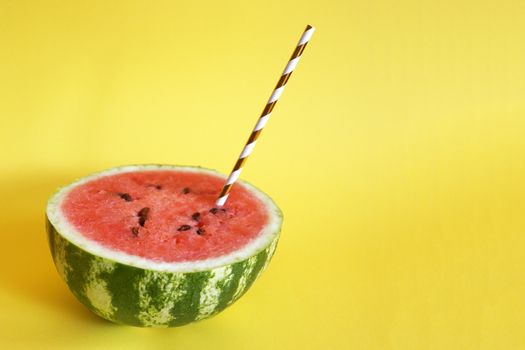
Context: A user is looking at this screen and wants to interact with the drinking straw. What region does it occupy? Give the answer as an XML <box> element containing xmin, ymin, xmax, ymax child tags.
<box><xmin>216</xmin><ymin>25</ymin><xmax>315</xmax><ymax>207</ymax></box>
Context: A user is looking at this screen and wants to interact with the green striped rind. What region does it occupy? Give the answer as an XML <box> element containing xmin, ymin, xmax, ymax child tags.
<box><xmin>47</xmin><ymin>216</ymin><xmax>280</xmax><ymax>327</ymax></box>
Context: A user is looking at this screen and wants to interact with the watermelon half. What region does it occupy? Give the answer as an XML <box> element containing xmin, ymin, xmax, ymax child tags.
<box><xmin>45</xmin><ymin>165</ymin><xmax>282</xmax><ymax>327</ymax></box>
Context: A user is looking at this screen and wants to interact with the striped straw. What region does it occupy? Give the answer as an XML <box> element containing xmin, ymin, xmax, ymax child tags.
<box><xmin>216</xmin><ymin>25</ymin><xmax>315</xmax><ymax>207</ymax></box>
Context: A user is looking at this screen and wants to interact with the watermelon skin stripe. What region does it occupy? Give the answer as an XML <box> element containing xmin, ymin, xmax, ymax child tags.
<box><xmin>47</xmin><ymin>216</ymin><xmax>280</xmax><ymax>327</ymax></box>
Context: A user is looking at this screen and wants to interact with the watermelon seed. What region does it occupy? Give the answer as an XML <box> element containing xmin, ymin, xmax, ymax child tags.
<box><xmin>191</xmin><ymin>212</ymin><xmax>201</xmax><ymax>221</ymax></box>
<box><xmin>196</xmin><ymin>228</ymin><xmax>205</xmax><ymax>235</ymax></box>
<box><xmin>210</xmin><ymin>207</ymin><xmax>227</xmax><ymax>215</ymax></box>
<box><xmin>147</xmin><ymin>184</ymin><xmax>162</xmax><ymax>190</ymax></box>
<box><xmin>118</xmin><ymin>193</ymin><xmax>133</xmax><ymax>202</ymax></box>
<box><xmin>138</xmin><ymin>207</ymin><xmax>150</xmax><ymax>227</ymax></box>
<box><xmin>177</xmin><ymin>225</ymin><xmax>191</xmax><ymax>231</ymax></box>
<box><xmin>131</xmin><ymin>227</ymin><xmax>139</xmax><ymax>236</ymax></box>
<box><xmin>182</xmin><ymin>187</ymin><xmax>191</xmax><ymax>194</ymax></box>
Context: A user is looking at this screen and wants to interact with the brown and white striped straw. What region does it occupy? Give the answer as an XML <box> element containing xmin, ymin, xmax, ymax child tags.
<box><xmin>216</xmin><ymin>25</ymin><xmax>315</xmax><ymax>207</ymax></box>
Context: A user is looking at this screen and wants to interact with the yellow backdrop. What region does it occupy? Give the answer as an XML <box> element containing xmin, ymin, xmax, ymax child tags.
<box><xmin>1</xmin><ymin>0</ymin><xmax>524</xmax><ymax>349</ymax></box>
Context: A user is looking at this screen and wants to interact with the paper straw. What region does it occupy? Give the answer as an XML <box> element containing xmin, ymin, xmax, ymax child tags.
<box><xmin>216</xmin><ymin>25</ymin><xmax>315</xmax><ymax>207</ymax></box>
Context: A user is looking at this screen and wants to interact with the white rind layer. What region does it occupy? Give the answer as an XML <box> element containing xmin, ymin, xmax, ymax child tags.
<box><xmin>46</xmin><ymin>165</ymin><xmax>282</xmax><ymax>273</ymax></box>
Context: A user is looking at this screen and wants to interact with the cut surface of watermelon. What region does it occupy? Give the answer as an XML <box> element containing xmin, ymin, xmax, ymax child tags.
<box><xmin>60</xmin><ymin>167</ymin><xmax>269</xmax><ymax>263</ymax></box>
<box><xmin>47</xmin><ymin>165</ymin><xmax>282</xmax><ymax>273</ymax></box>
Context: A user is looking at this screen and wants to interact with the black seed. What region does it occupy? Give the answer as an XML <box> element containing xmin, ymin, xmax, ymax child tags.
<box><xmin>137</xmin><ymin>207</ymin><xmax>150</xmax><ymax>227</ymax></box>
<box><xmin>118</xmin><ymin>193</ymin><xmax>133</xmax><ymax>202</ymax></box>
<box><xmin>191</xmin><ymin>212</ymin><xmax>201</xmax><ymax>221</ymax></box>
<box><xmin>196</xmin><ymin>228</ymin><xmax>205</xmax><ymax>235</ymax></box>
<box><xmin>131</xmin><ymin>227</ymin><xmax>139</xmax><ymax>236</ymax></box>
<box><xmin>210</xmin><ymin>207</ymin><xmax>226</xmax><ymax>214</ymax></box>
<box><xmin>156</xmin><ymin>185</ymin><xmax>162</xmax><ymax>190</ymax></box>
<box><xmin>182</xmin><ymin>187</ymin><xmax>190</xmax><ymax>194</ymax></box>
<box><xmin>177</xmin><ymin>225</ymin><xmax>191</xmax><ymax>231</ymax></box>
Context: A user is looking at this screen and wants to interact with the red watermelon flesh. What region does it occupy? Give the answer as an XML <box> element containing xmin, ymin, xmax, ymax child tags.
<box><xmin>61</xmin><ymin>170</ymin><xmax>269</xmax><ymax>262</ymax></box>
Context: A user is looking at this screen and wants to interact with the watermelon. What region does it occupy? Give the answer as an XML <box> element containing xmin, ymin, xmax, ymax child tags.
<box><xmin>45</xmin><ymin>165</ymin><xmax>282</xmax><ymax>327</ymax></box>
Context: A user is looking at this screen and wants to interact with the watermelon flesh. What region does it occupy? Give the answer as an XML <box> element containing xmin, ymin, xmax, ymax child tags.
<box><xmin>62</xmin><ymin>170</ymin><xmax>269</xmax><ymax>262</ymax></box>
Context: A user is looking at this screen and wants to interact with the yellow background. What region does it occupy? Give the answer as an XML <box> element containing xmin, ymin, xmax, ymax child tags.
<box><xmin>1</xmin><ymin>0</ymin><xmax>524</xmax><ymax>349</ymax></box>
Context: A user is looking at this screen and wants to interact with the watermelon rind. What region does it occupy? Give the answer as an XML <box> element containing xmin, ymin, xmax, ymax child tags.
<box><xmin>45</xmin><ymin>165</ymin><xmax>282</xmax><ymax>327</ymax></box>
